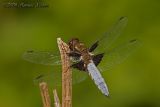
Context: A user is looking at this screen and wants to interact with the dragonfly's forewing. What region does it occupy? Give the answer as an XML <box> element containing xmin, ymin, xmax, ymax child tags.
<box><xmin>34</xmin><ymin>69</ymin><xmax>88</xmax><ymax>86</ymax></box>
<box><xmin>98</xmin><ymin>39</ymin><xmax>141</xmax><ymax>72</ymax></box>
<box><xmin>92</xmin><ymin>17</ymin><xmax>128</xmax><ymax>54</ymax></box>
<box><xmin>23</xmin><ymin>50</ymin><xmax>61</xmax><ymax>65</ymax></box>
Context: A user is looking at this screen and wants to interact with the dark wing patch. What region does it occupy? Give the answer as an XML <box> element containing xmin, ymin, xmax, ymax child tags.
<box><xmin>89</xmin><ymin>41</ymin><xmax>99</xmax><ymax>52</ymax></box>
<box><xmin>71</xmin><ymin>53</ymin><xmax>104</xmax><ymax>71</ymax></box>
<box><xmin>92</xmin><ymin>53</ymin><xmax>104</xmax><ymax>66</ymax></box>
<box><xmin>71</xmin><ymin>61</ymin><xmax>87</xmax><ymax>71</ymax></box>
<box><xmin>67</xmin><ymin>51</ymin><xmax>81</xmax><ymax>58</ymax></box>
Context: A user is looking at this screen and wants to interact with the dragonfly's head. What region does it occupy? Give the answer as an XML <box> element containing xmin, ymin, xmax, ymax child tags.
<box><xmin>68</xmin><ymin>38</ymin><xmax>79</xmax><ymax>50</ymax></box>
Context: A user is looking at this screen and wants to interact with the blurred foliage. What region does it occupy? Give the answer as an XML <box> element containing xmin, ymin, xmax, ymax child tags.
<box><xmin>0</xmin><ymin>0</ymin><xmax>160</xmax><ymax>107</ymax></box>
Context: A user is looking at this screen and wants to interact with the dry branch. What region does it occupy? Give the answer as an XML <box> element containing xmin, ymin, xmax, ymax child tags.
<box><xmin>39</xmin><ymin>82</ymin><xmax>51</xmax><ymax>107</ymax></box>
<box><xmin>53</xmin><ymin>89</ymin><xmax>61</xmax><ymax>107</ymax></box>
<box><xmin>57</xmin><ymin>38</ymin><xmax>72</xmax><ymax>107</ymax></box>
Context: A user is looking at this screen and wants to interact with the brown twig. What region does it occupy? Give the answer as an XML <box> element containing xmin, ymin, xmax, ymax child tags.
<box><xmin>57</xmin><ymin>38</ymin><xmax>72</xmax><ymax>107</ymax></box>
<box><xmin>53</xmin><ymin>89</ymin><xmax>61</xmax><ymax>107</ymax></box>
<box><xmin>39</xmin><ymin>82</ymin><xmax>51</xmax><ymax>107</ymax></box>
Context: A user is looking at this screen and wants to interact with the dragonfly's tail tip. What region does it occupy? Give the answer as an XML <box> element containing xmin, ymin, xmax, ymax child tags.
<box><xmin>105</xmin><ymin>94</ymin><xmax>111</xmax><ymax>98</ymax></box>
<box><xmin>104</xmin><ymin>93</ymin><xmax>111</xmax><ymax>98</ymax></box>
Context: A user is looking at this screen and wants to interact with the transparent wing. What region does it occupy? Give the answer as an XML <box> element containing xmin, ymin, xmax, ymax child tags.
<box><xmin>92</xmin><ymin>17</ymin><xmax>128</xmax><ymax>54</ymax></box>
<box><xmin>72</xmin><ymin>69</ymin><xmax>88</xmax><ymax>84</ymax></box>
<box><xmin>34</xmin><ymin>69</ymin><xmax>88</xmax><ymax>86</ymax></box>
<box><xmin>22</xmin><ymin>50</ymin><xmax>61</xmax><ymax>65</ymax></box>
<box><xmin>98</xmin><ymin>39</ymin><xmax>141</xmax><ymax>72</ymax></box>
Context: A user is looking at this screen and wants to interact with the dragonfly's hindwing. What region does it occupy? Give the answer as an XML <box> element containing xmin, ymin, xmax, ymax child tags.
<box><xmin>87</xmin><ymin>61</ymin><xmax>109</xmax><ymax>96</ymax></box>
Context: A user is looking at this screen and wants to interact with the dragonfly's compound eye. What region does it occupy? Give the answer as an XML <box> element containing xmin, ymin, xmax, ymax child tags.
<box><xmin>68</xmin><ymin>40</ymin><xmax>73</xmax><ymax>50</ymax></box>
<box><xmin>68</xmin><ymin>38</ymin><xmax>79</xmax><ymax>50</ymax></box>
<box><xmin>68</xmin><ymin>38</ymin><xmax>79</xmax><ymax>45</ymax></box>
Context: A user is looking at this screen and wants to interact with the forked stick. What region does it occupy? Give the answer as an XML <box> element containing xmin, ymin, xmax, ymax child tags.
<box><xmin>57</xmin><ymin>38</ymin><xmax>72</xmax><ymax>107</ymax></box>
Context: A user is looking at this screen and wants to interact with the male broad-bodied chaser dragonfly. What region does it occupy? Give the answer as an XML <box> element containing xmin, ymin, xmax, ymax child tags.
<box><xmin>23</xmin><ymin>17</ymin><xmax>140</xmax><ymax>96</ymax></box>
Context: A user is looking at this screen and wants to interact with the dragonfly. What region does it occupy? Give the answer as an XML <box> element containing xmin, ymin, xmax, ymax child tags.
<box><xmin>23</xmin><ymin>17</ymin><xmax>140</xmax><ymax>96</ymax></box>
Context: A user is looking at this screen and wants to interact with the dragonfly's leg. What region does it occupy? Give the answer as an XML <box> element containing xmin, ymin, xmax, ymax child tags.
<box><xmin>71</xmin><ymin>61</ymin><xmax>87</xmax><ymax>72</ymax></box>
<box><xmin>92</xmin><ymin>53</ymin><xmax>104</xmax><ymax>66</ymax></box>
<box><xmin>89</xmin><ymin>41</ymin><xmax>99</xmax><ymax>52</ymax></box>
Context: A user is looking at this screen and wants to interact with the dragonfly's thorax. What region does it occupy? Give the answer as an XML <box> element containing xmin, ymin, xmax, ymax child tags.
<box><xmin>69</xmin><ymin>38</ymin><xmax>92</xmax><ymax>64</ymax></box>
<box><xmin>81</xmin><ymin>52</ymin><xmax>92</xmax><ymax>64</ymax></box>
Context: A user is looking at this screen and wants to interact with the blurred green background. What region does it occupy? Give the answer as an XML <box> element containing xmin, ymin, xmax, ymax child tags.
<box><xmin>0</xmin><ymin>0</ymin><xmax>160</xmax><ymax>107</ymax></box>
